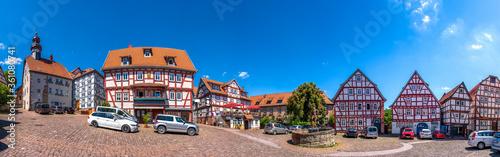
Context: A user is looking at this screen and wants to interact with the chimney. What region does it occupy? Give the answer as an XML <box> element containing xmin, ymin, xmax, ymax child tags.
<box><xmin>241</xmin><ymin>86</ymin><xmax>244</xmax><ymax>91</ymax></box>
<box><xmin>49</xmin><ymin>55</ymin><xmax>53</xmax><ymax>61</ymax></box>
<box><xmin>128</xmin><ymin>44</ymin><xmax>132</xmax><ymax>48</ymax></box>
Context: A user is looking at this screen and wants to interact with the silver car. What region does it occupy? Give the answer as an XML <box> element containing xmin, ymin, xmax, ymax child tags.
<box><xmin>468</xmin><ymin>130</ymin><xmax>495</xmax><ymax>149</ymax></box>
<box><xmin>264</xmin><ymin>123</ymin><xmax>288</xmax><ymax>135</ymax></box>
<box><xmin>491</xmin><ymin>132</ymin><xmax>500</xmax><ymax>152</ymax></box>
<box><xmin>361</xmin><ymin>126</ymin><xmax>378</xmax><ymax>139</ymax></box>
<box><xmin>153</xmin><ymin>114</ymin><xmax>199</xmax><ymax>136</ymax></box>
<box><xmin>288</xmin><ymin>125</ymin><xmax>303</xmax><ymax>133</ymax></box>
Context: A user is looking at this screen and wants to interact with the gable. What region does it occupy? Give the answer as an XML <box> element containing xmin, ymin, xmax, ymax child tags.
<box><xmin>390</xmin><ymin>71</ymin><xmax>441</xmax><ymax>108</ymax></box>
<box><xmin>332</xmin><ymin>69</ymin><xmax>386</xmax><ymax>102</ymax></box>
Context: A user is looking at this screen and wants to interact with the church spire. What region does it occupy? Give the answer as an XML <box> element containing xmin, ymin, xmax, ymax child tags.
<box><xmin>31</xmin><ymin>27</ymin><xmax>42</xmax><ymax>60</ymax></box>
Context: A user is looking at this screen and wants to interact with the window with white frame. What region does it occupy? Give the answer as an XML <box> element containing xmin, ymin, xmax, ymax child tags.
<box><xmin>349</xmin><ymin>119</ymin><xmax>355</xmax><ymax>126</ymax></box>
<box><xmin>115</xmin><ymin>73</ymin><xmax>121</xmax><ymax>81</ymax></box>
<box><xmin>456</xmin><ymin>100</ymin><xmax>460</xmax><ymax>106</ymax></box>
<box><xmin>398</xmin><ymin>109</ymin><xmax>403</xmax><ymax>115</ymax></box>
<box><xmin>480</xmin><ymin>120</ymin><xmax>487</xmax><ymax>129</ymax></box>
<box><xmin>366</xmin><ymin>89</ymin><xmax>370</xmax><ymax>95</ymax></box>
<box><xmin>169</xmin><ymin>73</ymin><xmax>175</xmax><ymax>81</ymax></box>
<box><xmin>121</xmin><ymin>57</ymin><xmax>130</xmax><ymax>65</ymax></box>
<box><xmin>144</xmin><ymin>49</ymin><xmax>151</xmax><ymax>57</ymax></box>
<box><xmin>422</xmin><ymin>109</ymin><xmax>427</xmax><ymax>115</ymax></box>
<box><xmin>170</xmin><ymin>92</ymin><xmax>175</xmax><ymax>100</ymax></box>
<box><xmin>155</xmin><ymin>72</ymin><xmax>161</xmax><ymax>81</ymax></box>
<box><xmin>358</xmin><ymin>119</ymin><xmax>363</xmax><ymax>126</ymax></box>
<box><xmin>137</xmin><ymin>72</ymin><xmax>143</xmax><ymax>80</ymax></box>
<box><xmin>357</xmin><ymin>89</ymin><xmax>362</xmax><ymax>95</ymax></box>
<box><xmin>373</xmin><ymin>104</ymin><xmax>378</xmax><ymax>110</ymax></box>
<box><xmin>411</xmin><ymin>85</ymin><xmax>416</xmax><ymax>90</ymax></box>
<box><xmin>454</xmin><ymin>113</ymin><xmax>459</xmax><ymax>118</ymax></box>
<box><xmin>340</xmin><ymin>103</ymin><xmax>345</xmax><ymax>111</ymax></box>
<box><xmin>123</xmin><ymin>72</ymin><xmax>128</xmax><ymax>80</ymax></box>
<box><xmin>123</xmin><ymin>93</ymin><xmax>129</xmax><ymax>101</ymax></box>
<box><xmin>176</xmin><ymin>74</ymin><xmax>182</xmax><ymax>82</ymax></box>
<box><xmin>349</xmin><ymin>104</ymin><xmax>354</xmax><ymax>110</ymax></box>
<box><xmin>431</xmin><ymin>109</ymin><xmax>436</xmax><ymax>115</ymax></box>
<box><xmin>406</xmin><ymin>109</ymin><xmax>412</xmax><ymax>115</ymax></box>
<box><xmin>423</xmin><ymin>97</ymin><xmax>428</xmax><ymax>103</ymax></box>
<box><xmin>356</xmin><ymin>75</ymin><xmax>361</xmax><ymax>81</ymax></box>
<box><xmin>416</xmin><ymin>109</ymin><xmax>421</xmax><ymax>115</ymax></box>
<box><xmin>366</xmin><ymin>104</ymin><xmax>370</xmax><ymax>110</ymax></box>
<box><xmin>177</xmin><ymin>92</ymin><xmax>182</xmax><ymax>101</ymax></box>
<box><xmin>358</xmin><ymin>104</ymin><xmax>362</xmax><ymax>110</ymax></box>
<box><xmin>461</xmin><ymin>114</ymin><xmax>465</xmax><ymax>119</ymax></box>
<box><xmin>116</xmin><ymin>93</ymin><xmax>122</xmax><ymax>101</ymax></box>
<box><xmin>341</xmin><ymin>119</ymin><xmax>346</xmax><ymax>126</ymax></box>
<box><xmin>349</xmin><ymin>89</ymin><xmax>353</xmax><ymax>95</ymax></box>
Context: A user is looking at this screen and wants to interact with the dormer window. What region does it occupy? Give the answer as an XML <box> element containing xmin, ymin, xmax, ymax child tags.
<box><xmin>164</xmin><ymin>56</ymin><xmax>176</xmax><ymax>66</ymax></box>
<box><xmin>212</xmin><ymin>85</ymin><xmax>220</xmax><ymax>91</ymax></box>
<box><xmin>143</xmin><ymin>49</ymin><xmax>152</xmax><ymax>57</ymax></box>
<box><xmin>120</xmin><ymin>56</ymin><xmax>131</xmax><ymax>65</ymax></box>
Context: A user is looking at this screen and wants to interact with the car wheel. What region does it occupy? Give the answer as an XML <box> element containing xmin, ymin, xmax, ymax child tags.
<box><xmin>273</xmin><ymin>131</ymin><xmax>277</xmax><ymax>135</ymax></box>
<box><xmin>158</xmin><ymin>126</ymin><xmax>166</xmax><ymax>134</ymax></box>
<box><xmin>122</xmin><ymin>125</ymin><xmax>130</xmax><ymax>133</ymax></box>
<box><xmin>375</xmin><ymin>137</ymin><xmax>377</xmax><ymax>139</ymax></box>
<box><xmin>286</xmin><ymin>131</ymin><xmax>289</xmax><ymax>135</ymax></box>
<box><xmin>187</xmin><ymin>128</ymin><xmax>196</xmax><ymax>136</ymax></box>
<box><xmin>91</xmin><ymin>121</ymin><xmax>98</xmax><ymax>127</ymax></box>
<box><xmin>477</xmin><ymin>142</ymin><xmax>485</xmax><ymax>150</ymax></box>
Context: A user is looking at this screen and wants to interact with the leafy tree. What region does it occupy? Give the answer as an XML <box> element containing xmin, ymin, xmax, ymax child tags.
<box><xmin>286</xmin><ymin>82</ymin><xmax>327</xmax><ymax>128</ymax></box>
<box><xmin>4</xmin><ymin>71</ymin><xmax>16</xmax><ymax>86</ymax></box>
<box><xmin>0</xmin><ymin>84</ymin><xmax>10</xmax><ymax>108</ymax></box>
<box><xmin>101</xmin><ymin>101</ymin><xmax>110</xmax><ymax>107</ymax></box>
<box><xmin>328</xmin><ymin>114</ymin><xmax>335</xmax><ymax>125</ymax></box>
<box><xmin>260</xmin><ymin>116</ymin><xmax>272</xmax><ymax>126</ymax></box>
<box><xmin>384</xmin><ymin>108</ymin><xmax>392</xmax><ymax>125</ymax></box>
<box><xmin>143</xmin><ymin>113</ymin><xmax>151</xmax><ymax>123</ymax></box>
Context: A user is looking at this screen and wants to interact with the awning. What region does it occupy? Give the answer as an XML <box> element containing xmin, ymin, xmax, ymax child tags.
<box><xmin>244</xmin><ymin>115</ymin><xmax>254</xmax><ymax>119</ymax></box>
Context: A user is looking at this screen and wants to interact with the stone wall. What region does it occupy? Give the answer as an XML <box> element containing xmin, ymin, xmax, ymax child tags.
<box><xmin>292</xmin><ymin>130</ymin><xmax>335</xmax><ymax>148</ymax></box>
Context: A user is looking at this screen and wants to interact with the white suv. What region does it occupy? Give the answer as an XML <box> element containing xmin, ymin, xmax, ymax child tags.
<box><xmin>468</xmin><ymin>130</ymin><xmax>496</xmax><ymax>149</ymax></box>
<box><xmin>419</xmin><ymin>129</ymin><xmax>432</xmax><ymax>139</ymax></box>
<box><xmin>88</xmin><ymin>112</ymin><xmax>139</xmax><ymax>133</ymax></box>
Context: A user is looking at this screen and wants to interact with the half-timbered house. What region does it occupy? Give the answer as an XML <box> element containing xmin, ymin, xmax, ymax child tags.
<box><xmin>195</xmin><ymin>78</ymin><xmax>255</xmax><ymax>129</ymax></box>
<box><xmin>439</xmin><ymin>82</ymin><xmax>471</xmax><ymax>137</ymax></box>
<box><xmin>390</xmin><ymin>71</ymin><xmax>441</xmax><ymax>134</ymax></box>
<box><xmin>332</xmin><ymin>69</ymin><xmax>386</xmax><ymax>133</ymax></box>
<box><xmin>101</xmin><ymin>46</ymin><xmax>197</xmax><ymax>122</ymax></box>
<box><xmin>469</xmin><ymin>75</ymin><xmax>500</xmax><ymax>131</ymax></box>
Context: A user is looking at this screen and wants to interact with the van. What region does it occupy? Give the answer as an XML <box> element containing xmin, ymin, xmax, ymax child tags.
<box><xmin>95</xmin><ymin>106</ymin><xmax>138</xmax><ymax>123</ymax></box>
<box><xmin>361</xmin><ymin>126</ymin><xmax>378</xmax><ymax>139</ymax></box>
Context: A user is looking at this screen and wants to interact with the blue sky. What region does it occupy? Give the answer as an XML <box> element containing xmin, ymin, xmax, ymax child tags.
<box><xmin>1</xmin><ymin>1</ymin><xmax>500</xmax><ymax>108</ymax></box>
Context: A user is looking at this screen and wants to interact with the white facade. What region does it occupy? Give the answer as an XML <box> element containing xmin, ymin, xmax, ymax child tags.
<box><xmin>73</xmin><ymin>70</ymin><xmax>105</xmax><ymax>109</ymax></box>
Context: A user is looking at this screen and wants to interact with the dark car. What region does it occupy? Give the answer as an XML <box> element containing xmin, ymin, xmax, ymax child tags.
<box><xmin>345</xmin><ymin>128</ymin><xmax>358</xmax><ymax>138</ymax></box>
<box><xmin>35</xmin><ymin>103</ymin><xmax>50</xmax><ymax>114</ymax></box>
<box><xmin>51</xmin><ymin>106</ymin><xmax>64</xmax><ymax>114</ymax></box>
<box><xmin>64</xmin><ymin>107</ymin><xmax>75</xmax><ymax>114</ymax></box>
<box><xmin>303</xmin><ymin>125</ymin><xmax>311</xmax><ymax>129</ymax></box>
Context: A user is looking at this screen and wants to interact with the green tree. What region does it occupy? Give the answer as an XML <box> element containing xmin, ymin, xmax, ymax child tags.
<box><xmin>286</xmin><ymin>82</ymin><xmax>327</xmax><ymax>128</ymax></box>
<box><xmin>0</xmin><ymin>84</ymin><xmax>10</xmax><ymax>107</ymax></box>
<box><xmin>384</xmin><ymin>108</ymin><xmax>392</xmax><ymax>125</ymax></box>
<box><xmin>260</xmin><ymin>116</ymin><xmax>272</xmax><ymax>126</ymax></box>
<box><xmin>4</xmin><ymin>71</ymin><xmax>16</xmax><ymax>86</ymax></box>
<box><xmin>101</xmin><ymin>101</ymin><xmax>110</xmax><ymax>107</ymax></box>
<box><xmin>328</xmin><ymin>114</ymin><xmax>335</xmax><ymax>125</ymax></box>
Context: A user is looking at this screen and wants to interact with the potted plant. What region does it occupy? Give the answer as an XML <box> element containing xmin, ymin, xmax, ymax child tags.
<box><xmin>143</xmin><ymin>113</ymin><xmax>151</xmax><ymax>128</ymax></box>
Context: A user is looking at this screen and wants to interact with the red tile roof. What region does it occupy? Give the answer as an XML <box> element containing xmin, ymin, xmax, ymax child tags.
<box><xmin>199</xmin><ymin>78</ymin><xmax>251</xmax><ymax>100</ymax></box>
<box><xmin>101</xmin><ymin>47</ymin><xmax>197</xmax><ymax>72</ymax></box>
<box><xmin>69</xmin><ymin>67</ymin><xmax>101</xmax><ymax>79</ymax></box>
<box><xmin>439</xmin><ymin>82</ymin><xmax>472</xmax><ymax>104</ymax></box>
<box><xmin>24</xmin><ymin>56</ymin><xmax>72</xmax><ymax>79</ymax></box>
<box><xmin>250</xmin><ymin>92</ymin><xmax>333</xmax><ymax>107</ymax></box>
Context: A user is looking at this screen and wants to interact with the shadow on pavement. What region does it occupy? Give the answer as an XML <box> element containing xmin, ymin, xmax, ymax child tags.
<box><xmin>0</xmin><ymin>118</ymin><xmax>21</xmax><ymax>152</ymax></box>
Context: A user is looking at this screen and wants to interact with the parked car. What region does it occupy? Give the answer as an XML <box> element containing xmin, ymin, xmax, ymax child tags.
<box><xmin>345</xmin><ymin>128</ymin><xmax>358</xmax><ymax>138</ymax></box>
<box><xmin>64</xmin><ymin>107</ymin><xmax>75</xmax><ymax>114</ymax></box>
<box><xmin>468</xmin><ymin>130</ymin><xmax>496</xmax><ymax>149</ymax></box>
<box><xmin>88</xmin><ymin>112</ymin><xmax>138</xmax><ymax>133</ymax></box>
<box><xmin>432</xmin><ymin>130</ymin><xmax>445</xmax><ymax>139</ymax></box>
<box><xmin>96</xmin><ymin>106</ymin><xmax>138</xmax><ymax>123</ymax></box>
<box><xmin>153</xmin><ymin>114</ymin><xmax>199</xmax><ymax>136</ymax></box>
<box><xmin>361</xmin><ymin>126</ymin><xmax>378</xmax><ymax>139</ymax></box>
<box><xmin>288</xmin><ymin>125</ymin><xmax>303</xmax><ymax>133</ymax></box>
<box><xmin>34</xmin><ymin>103</ymin><xmax>50</xmax><ymax>114</ymax></box>
<box><xmin>51</xmin><ymin>106</ymin><xmax>64</xmax><ymax>114</ymax></box>
<box><xmin>303</xmin><ymin>125</ymin><xmax>311</xmax><ymax>130</ymax></box>
<box><xmin>264</xmin><ymin>123</ymin><xmax>288</xmax><ymax>135</ymax></box>
<box><xmin>419</xmin><ymin>129</ymin><xmax>432</xmax><ymax>139</ymax></box>
<box><xmin>401</xmin><ymin>128</ymin><xmax>414</xmax><ymax>139</ymax></box>
<box><xmin>491</xmin><ymin>132</ymin><xmax>500</xmax><ymax>152</ymax></box>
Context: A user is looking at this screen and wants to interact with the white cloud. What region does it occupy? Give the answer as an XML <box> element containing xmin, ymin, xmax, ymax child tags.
<box><xmin>0</xmin><ymin>43</ymin><xmax>5</xmax><ymax>50</ymax></box>
<box><xmin>202</xmin><ymin>75</ymin><xmax>209</xmax><ymax>78</ymax></box>
<box><xmin>422</xmin><ymin>15</ymin><xmax>430</xmax><ymax>23</ymax></box>
<box><xmin>441</xmin><ymin>86</ymin><xmax>450</xmax><ymax>90</ymax></box>
<box><xmin>407</xmin><ymin>0</ymin><xmax>441</xmax><ymax>31</ymax></box>
<box><xmin>471</xmin><ymin>44</ymin><xmax>483</xmax><ymax>50</ymax></box>
<box><xmin>484</xmin><ymin>33</ymin><xmax>493</xmax><ymax>42</ymax></box>
<box><xmin>0</xmin><ymin>57</ymin><xmax>22</xmax><ymax>65</ymax></box>
<box><xmin>222</xmin><ymin>72</ymin><xmax>227</xmax><ymax>77</ymax></box>
<box><xmin>238</xmin><ymin>72</ymin><xmax>249</xmax><ymax>79</ymax></box>
<box><xmin>441</xmin><ymin>18</ymin><xmax>464</xmax><ymax>38</ymax></box>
